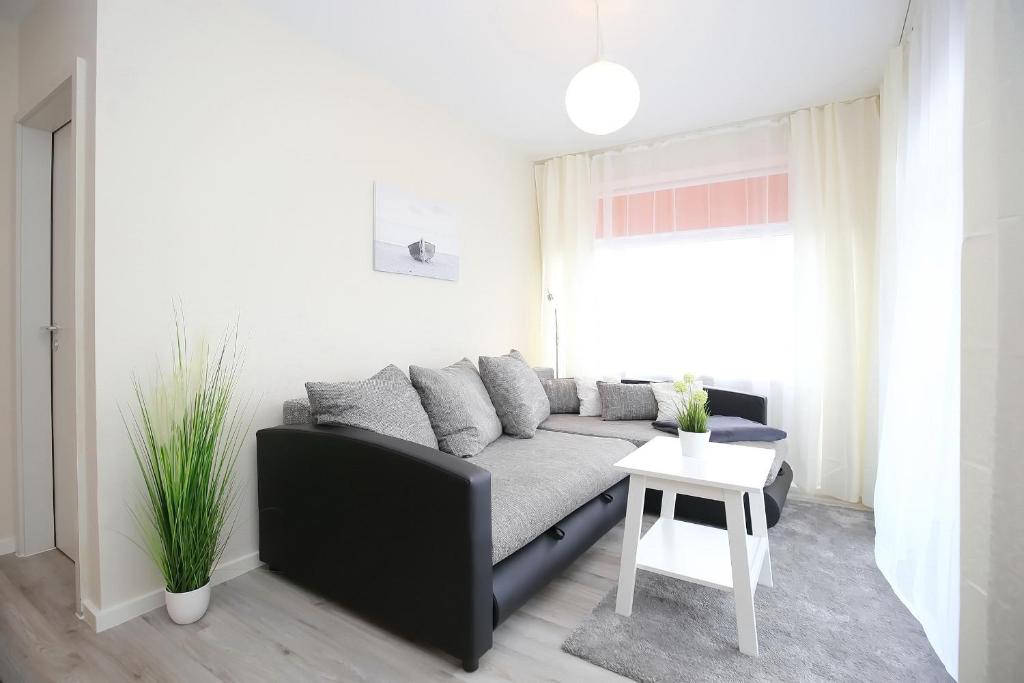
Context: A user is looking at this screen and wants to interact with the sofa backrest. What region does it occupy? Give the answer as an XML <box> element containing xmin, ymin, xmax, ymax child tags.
<box><xmin>283</xmin><ymin>365</ymin><xmax>556</xmax><ymax>426</ymax></box>
<box><xmin>283</xmin><ymin>397</ymin><xmax>313</xmax><ymax>425</ymax></box>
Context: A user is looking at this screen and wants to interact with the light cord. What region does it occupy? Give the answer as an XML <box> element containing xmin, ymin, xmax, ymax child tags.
<box><xmin>594</xmin><ymin>0</ymin><xmax>603</xmax><ymax>61</ymax></box>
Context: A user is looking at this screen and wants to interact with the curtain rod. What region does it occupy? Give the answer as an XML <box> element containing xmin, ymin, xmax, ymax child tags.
<box><xmin>536</xmin><ymin>93</ymin><xmax>880</xmax><ymax>164</ymax></box>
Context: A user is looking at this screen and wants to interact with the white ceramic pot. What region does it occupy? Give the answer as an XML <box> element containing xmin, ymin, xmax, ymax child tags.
<box><xmin>165</xmin><ymin>581</ymin><xmax>211</xmax><ymax>625</ymax></box>
<box><xmin>678</xmin><ymin>430</ymin><xmax>711</xmax><ymax>458</ymax></box>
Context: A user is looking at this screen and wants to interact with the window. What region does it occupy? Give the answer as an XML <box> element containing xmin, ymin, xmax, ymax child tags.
<box><xmin>590</xmin><ymin>170</ymin><xmax>794</xmax><ymax>391</ymax></box>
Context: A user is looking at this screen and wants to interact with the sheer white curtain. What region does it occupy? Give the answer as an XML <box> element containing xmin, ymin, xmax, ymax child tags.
<box><xmin>873</xmin><ymin>0</ymin><xmax>964</xmax><ymax>676</ymax></box>
<box><xmin>536</xmin><ymin>118</ymin><xmax>882</xmax><ymax>502</ymax></box>
<box><xmin>538</xmin><ymin>107</ymin><xmax>889</xmax><ymax>506</ymax></box>
<box><xmin>590</xmin><ymin>120</ymin><xmax>788</xmax><ymax>190</ymax></box>
<box><xmin>788</xmin><ymin>98</ymin><xmax>880</xmax><ymax>504</ymax></box>
<box><xmin>535</xmin><ymin>154</ymin><xmax>600</xmax><ymax>377</ymax></box>
<box><xmin>959</xmin><ymin>0</ymin><xmax>1024</xmax><ymax>678</ymax></box>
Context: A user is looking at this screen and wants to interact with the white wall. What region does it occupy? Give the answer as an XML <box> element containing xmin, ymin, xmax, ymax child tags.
<box><xmin>960</xmin><ymin>0</ymin><xmax>1024</xmax><ymax>680</ymax></box>
<box><xmin>91</xmin><ymin>0</ymin><xmax>539</xmax><ymax>618</ymax></box>
<box><xmin>0</xmin><ymin>18</ymin><xmax>19</xmax><ymax>553</ymax></box>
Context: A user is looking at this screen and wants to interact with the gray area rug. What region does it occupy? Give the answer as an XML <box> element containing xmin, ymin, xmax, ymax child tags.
<box><xmin>563</xmin><ymin>500</ymin><xmax>951</xmax><ymax>682</ymax></box>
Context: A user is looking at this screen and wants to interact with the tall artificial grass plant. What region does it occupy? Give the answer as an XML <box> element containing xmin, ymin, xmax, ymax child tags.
<box><xmin>125</xmin><ymin>320</ymin><xmax>249</xmax><ymax>598</ymax></box>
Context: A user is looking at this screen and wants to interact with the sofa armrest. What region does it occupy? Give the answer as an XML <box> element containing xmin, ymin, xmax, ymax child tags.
<box><xmin>533</xmin><ymin>366</ymin><xmax>555</xmax><ymax>380</ymax></box>
<box><xmin>705</xmin><ymin>386</ymin><xmax>767</xmax><ymax>425</ymax></box>
<box><xmin>257</xmin><ymin>423</ymin><xmax>492</xmax><ymax>670</ymax></box>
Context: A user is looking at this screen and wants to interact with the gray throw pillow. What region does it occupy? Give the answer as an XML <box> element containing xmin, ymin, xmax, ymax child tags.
<box><xmin>509</xmin><ymin>348</ymin><xmax>530</xmax><ymax>365</ymax></box>
<box><xmin>305</xmin><ymin>365</ymin><xmax>438</xmax><ymax>449</ymax></box>
<box><xmin>410</xmin><ymin>359</ymin><xmax>502</xmax><ymax>457</ymax></box>
<box><xmin>478</xmin><ymin>350</ymin><xmax>551</xmax><ymax>438</ymax></box>
<box><xmin>598</xmin><ymin>382</ymin><xmax>658</xmax><ymax>421</ymax></box>
<box><xmin>542</xmin><ymin>378</ymin><xmax>580</xmax><ymax>414</ymax></box>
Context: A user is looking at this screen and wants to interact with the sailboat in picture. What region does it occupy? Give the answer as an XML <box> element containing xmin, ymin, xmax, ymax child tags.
<box><xmin>408</xmin><ymin>238</ymin><xmax>436</xmax><ymax>263</ymax></box>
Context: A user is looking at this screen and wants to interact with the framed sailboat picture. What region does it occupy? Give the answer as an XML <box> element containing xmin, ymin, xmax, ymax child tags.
<box><xmin>373</xmin><ymin>182</ymin><xmax>459</xmax><ymax>281</ymax></box>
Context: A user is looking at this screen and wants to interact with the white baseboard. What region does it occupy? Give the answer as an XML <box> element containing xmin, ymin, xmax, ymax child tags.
<box><xmin>0</xmin><ymin>537</ymin><xmax>15</xmax><ymax>556</ymax></box>
<box><xmin>82</xmin><ymin>551</ymin><xmax>263</xmax><ymax>632</ymax></box>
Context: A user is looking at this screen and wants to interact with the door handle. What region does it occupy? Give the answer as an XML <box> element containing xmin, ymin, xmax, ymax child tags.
<box><xmin>43</xmin><ymin>324</ymin><xmax>61</xmax><ymax>351</ymax></box>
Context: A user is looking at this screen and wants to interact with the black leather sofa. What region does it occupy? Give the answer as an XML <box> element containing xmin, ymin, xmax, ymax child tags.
<box><xmin>256</xmin><ymin>386</ymin><xmax>790</xmax><ymax>673</ymax></box>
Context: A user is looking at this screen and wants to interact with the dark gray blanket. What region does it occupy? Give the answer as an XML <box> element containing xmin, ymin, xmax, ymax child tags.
<box><xmin>653</xmin><ymin>415</ymin><xmax>787</xmax><ymax>443</ymax></box>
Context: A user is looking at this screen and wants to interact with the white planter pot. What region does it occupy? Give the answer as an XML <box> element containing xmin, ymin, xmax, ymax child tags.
<box><xmin>165</xmin><ymin>581</ymin><xmax>211</xmax><ymax>625</ymax></box>
<box><xmin>678</xmin><ymin>430</ymin><xmax>711</xmax><ymax>458</ymax></box>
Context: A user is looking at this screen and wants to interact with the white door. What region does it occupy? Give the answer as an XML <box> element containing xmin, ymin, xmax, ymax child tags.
<box><xmin>51</xmin><ymin>122</ymin><xmax>77</xmax><ymax>562</ymax></box>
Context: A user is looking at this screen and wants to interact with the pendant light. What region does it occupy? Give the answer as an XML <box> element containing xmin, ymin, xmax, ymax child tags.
<box><xmin>565</xmin><ymin>0</ymin><xmax>640</xmax><ymax>135</ymax></box>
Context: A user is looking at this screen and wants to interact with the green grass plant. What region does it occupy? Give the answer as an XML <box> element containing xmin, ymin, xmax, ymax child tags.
<box><xmin>125</xmin><ymin>320</ymin><xmax>250</xmax><ymax>594</ymax></box>
<box><xmin>674</xmin><ymin>373</ymin><xmax>710</xmax><ymax>434</ymax></box>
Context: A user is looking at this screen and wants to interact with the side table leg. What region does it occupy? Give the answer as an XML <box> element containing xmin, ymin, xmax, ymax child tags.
<box><xmin>725</xmin><ymin>490</ymin><xmax>759</xmax><ymax>656</ymax></box>
<box><xmin>660</xmin><ymin>489</ymin><xmax>676</xmax><ymax>519</ymax></box>
<box><xmin>749</xmin><ymin>489</ymin><xmax>773</xmax><ymax>588</ymax></box>
<box><xmin>615</xmin><ymin>476</ymin><xmax>647</xmax><ymax>616</ymax></box>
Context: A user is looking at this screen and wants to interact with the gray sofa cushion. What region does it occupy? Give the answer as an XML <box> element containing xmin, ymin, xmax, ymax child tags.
<box><xmin>305</xmin><ymin>365</ymin><xmax>438</xmax><ymax>449</ymax></box>
<box><xmin>283</xmin><ymin>397</ymin><xmax>312</xmax><ymax>425</ymax></box>
<box><xmin>471</xmin><ymin>430</ymin><xmax>634</xmax><ymax>563</ymax></box>
<box><xmin>598</xmin><ymin>381</ymin><xmax>658</xmax><ymax>421</ymax></box>
<box><xmin>541</xmin><ymin>377</ymin><xmax>581</xmax><ymax>414</ymax></box>
<box><xmin>410</xmin><ymin>359</ymin><xmax>502</xmax><ymax>457</ymax></box>
<box><xmin>508</xmin><ymin>348</ymin><xmax>530</xmax><ymax>365</ymax></box>
<box><xmin>478</xmin><ymin>351</ymin><xmax>551</xmax><ymax>437</ymax></box>
<box><xmin>540</xmin><ymin>414</ymin><xmax>662</xmax><ymax>446</ymax></box>
<box><xmin>537</xmin><ymin>414</ymin><xmax>786</xmax><ymax>486</ymax></box>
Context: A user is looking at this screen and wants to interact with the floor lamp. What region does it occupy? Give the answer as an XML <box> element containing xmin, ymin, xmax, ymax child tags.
<box><xmin>546</xmin><ymin>291</ymin><xmax>559</xmax><ymax>378</ymax></box>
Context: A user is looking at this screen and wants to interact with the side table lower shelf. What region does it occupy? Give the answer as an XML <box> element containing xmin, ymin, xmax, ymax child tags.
<box><xmin>635</xmin><ymin>518</ymin><xmax>769</xmax><ymax>594</ymax></box>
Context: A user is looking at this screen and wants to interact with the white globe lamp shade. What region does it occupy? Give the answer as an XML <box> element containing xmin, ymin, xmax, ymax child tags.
<box><xmin>565</xmin><ymin>60</ymin><xmax>640</xmax><ymax>135</ymax></box>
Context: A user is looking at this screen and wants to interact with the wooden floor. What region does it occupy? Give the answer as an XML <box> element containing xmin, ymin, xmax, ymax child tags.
<box><xmin>0</xmin><ymin>522</ymin><xmax>638</xmax><ymax>683</ymax></box>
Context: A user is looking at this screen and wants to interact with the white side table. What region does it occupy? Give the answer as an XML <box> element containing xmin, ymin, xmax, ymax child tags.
<box><xmin>613</xmin><ymin>437</ymin><xmax>775</xmax><ymax>656</ymax></box>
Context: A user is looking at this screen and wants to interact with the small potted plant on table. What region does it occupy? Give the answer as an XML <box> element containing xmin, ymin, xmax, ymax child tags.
<box><xmin>125</xmin><ymin>321</ymin><xmax>249</xmax><ymax>625</ymax></box>
<box><xmin>674</xmin><ymin>374</ymin><xmax>710</xmax><ymax>457</ymax></box>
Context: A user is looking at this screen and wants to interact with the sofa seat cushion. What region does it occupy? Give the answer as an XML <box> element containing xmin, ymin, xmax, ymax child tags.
<box><xmin>537</xmin><ymin>414</ymin><xmax>787</xmax><ymax>486</ymax></box>
<box><xmin>471</xmin><ymin>430</ymin><xmax>634</xmax><ymax>564</ymax></box>
<box><xmin>539</xmin><ymin>414</ymin><xmax>661</xmax><ymax>447</ymax></box>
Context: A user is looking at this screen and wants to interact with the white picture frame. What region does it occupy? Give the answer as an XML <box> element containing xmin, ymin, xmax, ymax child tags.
<box><xmin>373</xmin><ymin>182</ymin><xmax>459</xmax><ymax>281</ymax></box>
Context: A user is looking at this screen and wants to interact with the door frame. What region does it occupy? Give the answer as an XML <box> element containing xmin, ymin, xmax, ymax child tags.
<box><xmin>14</xmin><ymin>59</ymin><xmax>90</xmax><ymax>616</ymax></box>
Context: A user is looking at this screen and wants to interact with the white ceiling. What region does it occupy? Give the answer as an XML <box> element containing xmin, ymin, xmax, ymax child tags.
<box><xmin>248</xmin><ymin>0</ymin><xmax>906</xmax><ymax>159</ymax></box>
<box><xmin>5</xmin><ymin>0</ymin><xmax>896</xmax><ymax>160</ymax></box>
<box><xmin>4</xmin><ymin>0</ymin><xmax>907</xmax><ymax>158</ymax></box>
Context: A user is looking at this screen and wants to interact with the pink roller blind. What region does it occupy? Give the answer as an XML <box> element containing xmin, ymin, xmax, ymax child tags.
<box><xmin>596</xmin><ymin>172</ymin><xmax>788</xmax><ymax>239</ymax></box>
